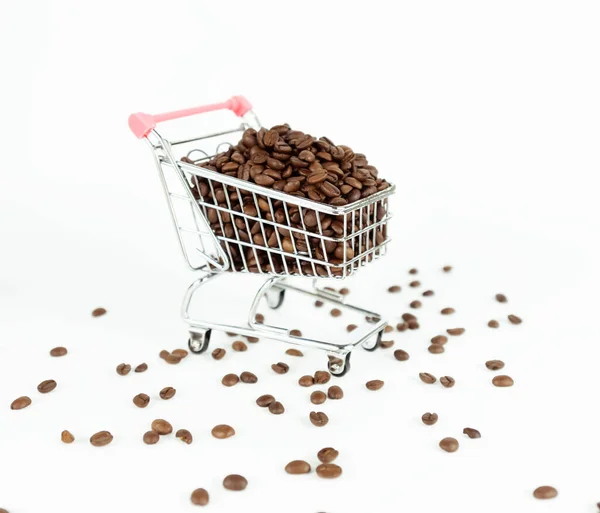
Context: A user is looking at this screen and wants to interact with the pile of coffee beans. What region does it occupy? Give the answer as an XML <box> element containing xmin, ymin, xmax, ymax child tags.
<box><xmin>182</xmin><ymin>125</ymin><xmax>391</xmax><ymax>276</ymax></box>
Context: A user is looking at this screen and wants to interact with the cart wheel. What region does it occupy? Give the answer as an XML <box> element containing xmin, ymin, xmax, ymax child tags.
<box><xmin>328</xmin><ymin>352</ymin><xmax>351</xmax><ymax>377</ymax></box>
<box><xmin>188</xmin><ymin>329</ymin><xmax>212</xmax><ymax>354</ymax></box>
<box><xmin>266</xmin><ymin>288</ymin><xmax>286</xmax><ymax>309</ymax></box>
<box><xmin>362</xmin><ymin>328</ymin><xmax>383</xmax><ymax>352</ymax></box>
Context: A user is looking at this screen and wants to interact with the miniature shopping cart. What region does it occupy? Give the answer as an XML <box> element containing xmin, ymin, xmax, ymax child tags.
<box><xmin>128</xmin><ymin>96</ymin><xmax>395</xmax><ymax>376</ymax></box>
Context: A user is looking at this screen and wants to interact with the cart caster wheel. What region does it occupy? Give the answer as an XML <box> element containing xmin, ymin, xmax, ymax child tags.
<box><xmin>188</xmin><ymin>329</ymin><xmax>212</xmax><ymax>354</ymax></box>
<box><xmin>362</xmin><ymin>328</ymin><xmax>383</xmax><ymax>352</ymax></box>
<box><xmin>266</xmin><ymin>288</ymin><xmax>286</xmax><ymax>309</ymax></box>
<box><xmin>328</xmin><ymin>352</ymin><xmax>351</xmax><ymax>377</ymax></box>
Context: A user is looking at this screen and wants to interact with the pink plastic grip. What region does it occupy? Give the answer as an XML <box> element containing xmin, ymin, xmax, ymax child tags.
<box><xmin>128</xmin><ymin>95</ymin><xmax>252</xmax><ymax>138</ymax></box>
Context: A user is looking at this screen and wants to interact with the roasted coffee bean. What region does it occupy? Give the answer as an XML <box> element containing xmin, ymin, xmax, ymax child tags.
<box><xmin>289</xmin><ymin>329</ymin><xmax>302</xmax><ymax>337</ymax></box>
<box><xmin>10</xmin><ymin>396</ymin><xmax>31</xmax><ymax>410</ymax></box>
<box><xmin>222</xmin><ymin>374</ymin><xmax>240</xmax><ymax>387</ymax></box>
<box><xmin>143</xmin><ymin>430</ymin><xmax>159</xmax><ymax>445</ymax></box>
<box><xmin>37</xmin><ymin>379</ymin><xmax>57</xmax><ymax>394</ymax></box>
<box><xmin>256</xmin><ymin>394</ymin><xmax>275</xmax><ymax>407</ymax></box>
<box><xmin>402</xmin><ymin>313</ymin><xmax>416</xmax><ymax>322</ymax></box>
<box><xmin>212</xmin><ymin>348</ymin><xmax>226</xmax><ymax>360</ymax></box>
<box><xmin>268</xmin><ymin>401</ymin><xmax>285</xmax><ymax>414</ymax></box>
<box><xmin>508</xmin><ymin>314</ymin><xmax>522</xmax><ymax>324</ymax></box>
<box><xmin>439</xmin><ymin>437</ymin><xmax>459</xmax><ymax>453</ymax></box>
<box><xmin>495</xmin><ymin>293</ymin><xmax>508</xmax><ymax>303</ymax></box>
<box><xmin>396</xmin><ymin>322</ymin><xmax>408</xmax><ymax>332</ymax></box>
<box><xmin>339</xmin><ymin>287</ymin><xmax>350</xmax><ymax>295</ymax></box>
<box><xmin>314</xmin><ymin>370</ymin><xmax>331</xmax><ymax>384</ymax></box>
<box><xmin>408</xmin><ymin>320</ymin><xmax>420</xmax><ymax>330</ymax></box>
<box><xmin>365</xmin><ymin>380</ymin><xmax>384</xmax><ymax>391</ymax></box>
<box><xmin>223</xmin><ymin>474</ymin><xmax>248</xmax><ymax>491</ymax></box>
<box><xmin>488</xmin><ymin>320</ymin><xmax>499</xmax><ymax>328</ymax></box>
<box><xmin>431</xmin><ymin>335</ymin><xmax>448</xmax><ymax>346</ymax></box>
<box><xmin>285</xmin><ymin>348</ymin><xmax>303</xmax><ymax>357</ymax></box>
<box><xmin>232</xmin><ymin>341</ymin><xmax>248</xmax><ymax>352</ymax></box>
<box><xmin>384</xmin><ymin>325</ymin><xmax>394</xmax><ymax>333</ymax></box>
<box><xmin>211</xmin><ymin>424</ymin><xmax>235</xmax><ymax>439</ymax></box>
<box><xmin>61</xmin><ymin>430</ymin><xmax>75</xmax><ymax>443</ymax></box>
<box><xmin>409</xmin><ymin>268</ymin><xmax>418</xmax><ymax>274</ymax></box>
<box><xmin>409</xmin><ymin>280</ymin><xmax>420</xmax><ymax>287</ymax></box>
<box><xmin>315</xmin><ymin>300</ymin><xmax>324</xmax><ymax>307</ymax></box>
<box><xmin>255</xmin><ymin>313</ymin><xmax>265</xmax><ymax>323</ymax></box>
<box><xmin>388</xmin><ymin>285</ymin><xmax>401</xmax><ymax>293</ymax></box>
<box><xmin>419</xmin><ymin>372</ymin><xmax>436</xmax><ymax>384</ymax></box>
<box><xmin>50</xmin><ymin>346</ymin><xmax>67</xmax><ymax>357</ymax></box>
<box><xmin>92</xmin><ymin>307</ymin><xmax>107</xmax><ymax>317</ymax></box>
<box><xmin>246</xmin><ymin>336</ymin><xmax>259</xmax><ymax>343</ymax></box>
<box><xmin>133</xmin><ymin>393</ymin><xmax>150</xmax><ymax>408</ymax></box>
<box><xmin>316</xmin><ymin>463</ymin><xmax>342</xmax><ymax>479</ymax></box>
<box><xmin>380</xmin><ymin>340</ymin><xmax>394</xmax><ymax>348</ymax></box>
<box><xmin>317</xmin><ymin>447</ymin><xmax>339</xmax><ymax>463</ymax></box>
<box><xmin>422</xmin><ymin>290</ymin><xmax>434</xmax><ymax>296</ymax></box>
<box><xmin>394</xmin><ymin>349</ymin><xmax>409</xmax><ymax>361</ymax></box>
<box><xmin>533</xmin><ymin>486</ymin><xmax>558</xmax><ymax>499</ymax></box>
<box><xmin>428</xmin><ymin>344</ymin><xmax>444</xmax><ymax>354</ymax></box>
<box><xmin>134</xmin><ymin>363</ymin><xmax>148</xmax><ymax>373</ymax></box>
<box><xmin>446</xmin><ymin>328</ymin><xmax>465</xmax><ymax>336</ymax></box>
<box><xmin>160</xmin><ymin>386</ymin><xmax>176</xmax><ymax>400</ymax></box>
<box><xmin>90</xmin><ymin>431</ymin><xmax>113</xmax><ymax>447</ymax></box>
<box><xmin>440</xmin><ymin>376</ymin><xmax>455</xmax><ymax>388</ymax></box>
<box><xmin>330</xmin><ymin>308</ymin><xmax>342</xmax><ymax>317</ymax></box>
<box><xmin>310</xmin><ymin>390</ymin><xmax>327</xmax><ymax>404</ymax></box>
<box><xmin>441</xmin><ymin>307</ymin><xmax>455</xmax><ymax>315</ymax></box>
<box><xmin>327</xmin><ymin>385</ymin><xmax>344</xmax><ymax>400</ymax></box>
<box><xmin>346</xmin><ymin>324</ymin><xmax>358</xmax><ymax>332</ymax></box>
<box><xmin>116</xmin><ymin>363</ymin><xmax>131</xmax><ymax>376</ymax></box>
<box><xmin>190</xmin><ymin>488</ymin><xmax>209</xmax><ymax>506</ymax></box>
<box><xmin>159</xmin><ymin>350</ymin><xmax>169</xmax><ymax>359</ymax></box>
<box><xmin>463</xmin><ymin>427</ymin><xmax>481</xmax><ymax>439</ymax></box>
<box><xmin>492</xmin><ymin>375</ymin><xmax>514</xmax><ymax>387</ymax></box>
<box><xmin>172</xmin><ymin>349</ymin><xmax>188</xmax><ymax>359</ymax></box>
<box><xmin>309</xmin><ymin>411</ymin><xmax>329</xmax><ymax>427</ymax></box>
<box><xmin>443</xmin><ymin>265</ymin><xmax>452</xmax><ymax>272</ymax></box>
<box><xmin>485</xmin><ymin>359</ymin><xmax>505</xmax><ymax>370</ymax></box>
<box><xmin>151</xmin><ymin>419</ymin><xmax>173</xmax><ymax>435</ymax></box>
<box><xmin>272</xmin><ymin>362</ymin><xmax>289</xmax><ymax>374</ymax></box>
<box><xmin>422</xmin><ymin>412</ymin><xmax>438</xmax><ymax>426</ymax></box>
<box><xmin>285</xmin><ymin>460</ymin><xmax>311</xmax><ymax>474</ymax></box>
<box><xmin>299</xmin><ymin>375</ymin><xmax>315</xmax><ymax>387</ymax></box>
<box><xmin>240</xmin><ymin>371</ymin><xmax>258</xmax><ymax>384</ymax></box>
<box><xmin>165</xmin><ymin>354</ymin><xmax>181</xmax><ymax>364</ymax></box>
<box><xmin>410</xmin><ymin>300</ymin><xmax>422</xmax><ymax>309</ymax></box>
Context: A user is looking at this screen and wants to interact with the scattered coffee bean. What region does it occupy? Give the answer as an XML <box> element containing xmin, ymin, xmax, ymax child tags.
<box><xmin>272</xmin><ymin>362</ymin><xmax>289</xmax><ymax>374</ymax></box>
<box><xmin>232</xmin><ymin>341</ymin><xmax>248</xmax><ymax>352</ymax></box>
<box><xmin>317</xmin><ymin>447</ymin><xmax>339</xmax><ymax>463</ymax></box>
<box><xmin>409</xmin><ymin>268</ymin><xmax>418</xmax><ymax>274</ymax></box>
<box><xmin>212</xmin><ymin>348</ymin><xmax>226</xmax><ymax>360</ymax></box>
<box><xmin>495</xmin><ymin>293</ymin><xmax>508</xmax><ymax>303</ymax></box>
<box><xmin>299</xmin><ymin>375</ymin><xmax>315</xmax><ymax>387</ymax></box>
<box><xmin>143</xmin><ymin>430</ymin><xmax>160</xmax><ymax>445</ymax></box>
<box><xmin>226</xmin><ymin>332</ymin><xmax>237</xmax><ymax>337</ymax></box>
<box><xmin>422</xmin><ymin>290</ymin><xmax>434</xmax><ymax>296</ymax></box>
<box><xmin>396</xmin><ymin>322</ymin><xmax>408</xmax><ymax>331</ymax></box>
<box><xmin>309</xmin><ymin>411</ymin><xmax>329</xmax><ymax>427</ymax></box>
<box><xmin>37</xmin><ymin>379</ymin><xmax>57</xmax><ymax>394</ymax></box>
<box><xmin>441</xmin><ymin>307</ymin><xmax>455</xmax><ymax>315</ymax></box>
<box><xmin>134</xmin><ymin>363</ymin><xmax>148</xmax><ymax>373</ymax></box>
<box><xmin>533</xmin><ymin>486</ymin><xmax>558</xmax><ymax>499</ymax></box>
<box><xmin>330</xmin><ymin>308</ymin><xmax>342</xmax><ymax>317</ymax></box>
<box><xmin>223</xmin><ymin>474</ymin><xmax>247</xmax><ymax>491</ymax></box>
<box><xmin>463</xmin><ymin>427</ymin><xmax>481</xmax><ymax>439</ymax></box>
<box><xmin>485</xmin><ymin>359</ymin><xmax>505</xmax><ymax>370</ymax></box>
<box><xmin>422</xmin><ymin>413</ymin><xmax>438</xmax><ymax>426</ymax></box>
<box><xmin>160</xmin><ymin>386</ymin><xmax>176</xmax><ymax>400</ymax></box>
<box><xmin>133</xmin><ymin>393</ymin><xmax>150</xmax><ymax>408</ymax></box>
<box><xmin>151</xmin><ymin>419</ymin><xmax>173</xmax><ymax>435</ymax></box>
<box><xmin>92</xmin><ymin>307</ymin><xmax>106</xmax><ymax>317</ymax></box>
<box><xmin>240</xmin><ymin>371</ymin><xmax>258</xmax><ymax>383</ymax></box>
<box><xmin>394</xmin><ymin>349</ymin><xmax>409</xmax><ymax>361</ymax></box>
<box><xmin>10</xmin><ymin>396</ymin><xmax>31</xmax><ymax>410</ymax></box>
<box><xmin>159</xmin><ymin>350</ymin><xmax>169</xmax><ymax>359</ymax></box>
<box><xmin>508</xmin><ymin>314</ymin><xmax>522</xmax><ymax>324</ymax></box>
<box><xmin>365</xmin><ymin>380</ymin><xmax>384</xmax><ymax>391</ymax></box>
<box><xmin>246</xmin><ymin>336</ymin><xmax>259</xmax><ymax>343</ymax></box>
<box><xmin>116</xmin><ymin>363</ymin><xmax>131</xmax><ymax>376</ymax></box>
<box><xmin>50</xmin><ymin>346</ymin><xmax>67</xmax><ymax>357</ymax></box>
<box><xmin>61</xmin><ymin>430</ymin><xmax>75</xmax><ymax>443</ymax></box>
<box><xmin>314</xmin><ymin>370</ymin><xmax>331</xmax><ymax>384</ymax></box>
<box><xmin>315</xmin><ymin>300</ymin><xmax>324</xmax><ymax>307</ymax></box>
<box><xmin>443</xmin><ymin>265</ymin><xmax>452</xmax><ymax>272</ymax></box>
<box><xmin>256</xmin><ymin>394</ymin><xmax>275</xmax><ymax>407</ymax></box>
<box><xmin>90</xmin><ymin>431</ymin><xmax>113</xmax><ymax>447</ymax></box>
<box><xmin>165</xmin><ymin>353</ymin><xmax>181</xmax><ymax>364</ymax></box>
<box><xmin>440</xmin><ymin>376</ymin><xmax>455</xmax><ymax>388</ymax></box>
<box><xmin>388</xmin><ymin>285</ymin><xmax>401</xmax><ymax>293</ymax></box>
<box><xmin>410</xmin><ymin>300</ymin><xmax>422</xmax><ymax>309</ymax></box>
<box><xmin>409</xmin><ymin>280</ymin><xmax>420</xmax><ymax>287</ymax></box>
<box><xmin>492</xmin><ymin>375</ymin><xmax>514</xmax><ymax>387</ymax></box>
<box><xmin>175</xmin><ymin>430</ymin><xmax>192</xmax><ymax>446</ymax></box>
<box><xmin>439</xmin><ymin>437</ymin><xmax>459</xmax><ymax>452</ymax></box>
<box><xmin>268</xmin><ymin>401</ymin><xmax>285</xmax><ymax>414</ymax></box>
<box><xmin>408</xmin><ymin>320</ymin><xmax>420</xmax><ymax>329</ymax></box>
<box><xmin>222</xmin><ymin>374</ymin><xmax>240</xmax><ymax>387</ymax></box>
<box><xmin>285</xmin><ymin>460</ymin><xmax>311</xmax><ymax>474</ymax></box>
<box><xmin>384</xmin><ymin>325</ymin><xmax>394</xmax><ymax>333</ymax></box>
<box><xmin>310</xmin><ymin>391</ymin><xmax>327</xmax><ymax>404</ymax></box>
<box><xmin>172</xmin><ymin>349</ymin><xmax>188</xmax><ymax>359</ymax></box>
<box><xmin>190</xmin><ymin>488</ymin><xmax>209</xmax><ymax>506</ymax></box>
<box><xmin>339</xmin><ymin>287</ymin><xmax>350</xmax><ymax>295</ymax></box>
<box><xmin>431</xmin><ymin>335</ymin><xmax>448</xmax><ymax>345</ymax></box>
<box><xmin>0</xmin><ymin>508</ymin><xmax>8</xmax><ymax>513</ymax></box>
<box><xmin>316</xmin><ymin>463</ymin><xmax>342</xmax><ymax>479</ymax></box>
<box><xmin>488</xmin><ymin>320</ymin><xmax>499</xmax><ymax>328</ymax></box>
<box><xmin>402</xmin><ymin>313</ymin><xmax>417</xmax><ymax>322</ymax></box>
<box><xmin>419</xmin><ymin>373</ymin><xmax>436</xmax><ymax>384</ymax></box>
<box><xmin>255</xmin><ymin>313</ymin><xmax>265</xmax><ymax>323</ymax></box>
<box><xmin>328</xmin><ymin>385</ymin><xmax>344</xmax><ymax>400</ymax></box>
<box><xmin>347</xmin><ymin>324</ymin><xmax>358</xmax><ymax>332</ymax></box>
<box><xmin>289</xmin><ymin>329</ymin><xmax>302</xmax><ymax>337</ymax></box>
<box><xmin>380</xmin><ymin>339</ymin><xmax>394</xmax><ymax>348</ymax></box>
<box><xmin>428</xmin><ymin>344</ymin><xmax>444</xmax><ymax>354</ymax></box>
<box><xmin>285</xmin><ymin>348</ymin><xmax>303</xmax><ymax>357</ymax></box>
<box><xmin>211</xmin><ymin>424</ymin><xmax>235</xmax><ymax>439</ymax></box>
<box><xmin>446</xmin><ymin>328</ymin><xmax>465</xmax><ymax>336</ymax></box>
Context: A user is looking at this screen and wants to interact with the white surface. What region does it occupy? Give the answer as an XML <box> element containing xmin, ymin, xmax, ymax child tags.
<box><xmin>1</xmin><ymin>0</ymin><xmax>600</xmax><ymax>511</ymax></box>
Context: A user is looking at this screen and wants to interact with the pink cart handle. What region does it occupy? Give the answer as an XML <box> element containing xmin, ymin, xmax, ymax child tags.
<box><xmin>128</xmin><ymin>95</ymin><xmax>252</xmax><ymax>139</ymax></box>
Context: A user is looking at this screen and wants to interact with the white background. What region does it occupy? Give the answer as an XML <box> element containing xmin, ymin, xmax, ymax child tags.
<box><xmin>1</xmin><ymin>0</ymin><xmax>599</xmax><ymax>512</ymax></box>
